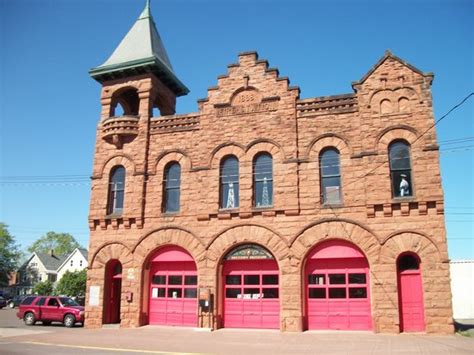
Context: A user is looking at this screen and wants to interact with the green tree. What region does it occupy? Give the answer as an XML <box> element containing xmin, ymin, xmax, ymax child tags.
<box><xmin>32</xmin><ymin>280</ymin><xmax>54</xmax><ymax>295</ymax></box>
<box><xmin>0</xmin><ymin>223</ymin><xmax>22</xmax><ymax>287</ymax></box>
<box><xmin>55</xmin><ymin>269</ymin><xmax>87</xmax><ymax>297</ymax></box>
<box><xmin>27</xmin><ymin>232</ymin><xmax>82</xmax><ymax>256</ymax></box>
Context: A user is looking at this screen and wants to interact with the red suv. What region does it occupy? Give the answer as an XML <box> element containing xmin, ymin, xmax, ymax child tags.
<box><xmin>17</xmin><ymin>296</ymin><xmax>84</xmax><ymax>327</ymax></box>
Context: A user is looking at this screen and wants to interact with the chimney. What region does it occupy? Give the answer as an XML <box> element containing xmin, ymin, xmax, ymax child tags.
<box><xmin>49</xmin><ymin>249</ymin><xmax>54</xmax><ymax>257</ymax></box>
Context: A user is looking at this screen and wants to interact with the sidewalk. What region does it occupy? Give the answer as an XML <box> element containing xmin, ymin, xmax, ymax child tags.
<box><xmin>1</xmin><ymin>325</ymin><xmax>474</xmax><ymax>355</ymax></box>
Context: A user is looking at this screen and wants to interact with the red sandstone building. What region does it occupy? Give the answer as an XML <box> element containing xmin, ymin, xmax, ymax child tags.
<box><xmin>85</xmin><ymin>2</ymin><xmax>453</xmax><ymax>333</ymax></box>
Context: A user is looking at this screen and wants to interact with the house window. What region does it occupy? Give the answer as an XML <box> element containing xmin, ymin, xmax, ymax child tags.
<box><xmin>163</xmin><ymin>162</ymin><xmax>181</xmax><ymax>213</ymax></box>
<box><xmin>107</xmin><ymin>166</ymin><xmax>126</xmax><ymax>214</ymax></box>
<box><xmin>389</xmin><ymin>141</ymin><xmax>413</xmax><ymax>197</ymax></box>
<box><xmin>80</xmin><ymin>260</ymin><xmax>83</xmax><ymax>267</ymax></box>
<box><xmin>70</xmin><ymin>260</ymin><xmax>73</xmax><ymax>267</ymax></box>
<box><xmin>253</xmin><ymin>153</ymin><xmax>273</xmax><ymax>207</ymax></box>
<box><xmin>220</xmin><ymin>156</ymin><xmax>239</xmax><ymax>209</ymax></box>
<box><xmin>320</xmin><ymin>148</ymin><xmax>342</xmax><ymax>204</ymax></box>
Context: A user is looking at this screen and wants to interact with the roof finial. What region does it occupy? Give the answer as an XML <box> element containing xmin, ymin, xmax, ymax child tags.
<box><xmin>139</xmin><ymin>0</ymin><xmax>152</xmax><ymax>19</ymax></box>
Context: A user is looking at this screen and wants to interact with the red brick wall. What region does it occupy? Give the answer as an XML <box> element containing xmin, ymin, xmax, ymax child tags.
<box><xmin>85</xmin><ymin>51</ymin><xmax>453</xmax><ymax>334</ymax></box>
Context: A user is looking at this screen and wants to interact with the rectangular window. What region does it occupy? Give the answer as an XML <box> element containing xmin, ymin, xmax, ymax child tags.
<box><xmin>349</xmin><ymin>287</ymin><xmax>367</xmax><ymax>299</ymax></box>
<box><xmin>348</xmin><ymin>273</ymin><xmax>366</xmax><ymax>284</ymax></box>
<box><xmin>322</xmin><ymin>177</ymin><xmax>342</xmax><ymax>204</ymax></box>
<box><xmin>329</xmin><ymin>274</ymin><xmax>345</xmax><ymax>285</ymax></box>
<box><xmin>167</xmin><ymin>288</ymin><xmax>182</xmax><ymax>298</ymax></box>
<box><xmin>225</xmin><ymin>288</ymin><xmax>240</xmax><ymax>298</ymax></box>
<box><xmin>36</xmin><ymin>297</ymin><xmax>46</xmax><ymax>306</ymax></box>
<box><xmin>21</xmin><ymin>297</ymin><xmax>36</xmax><ymax>305</ymax></box>
<box><xmin>152</xmin><ymin>275</ymin><xmax>166</xmax><ymax>285</ymax></box>
<box><xmin>168</xmin><ymin>276</ymin><xmax>182</xmax><ymax>285</ymax></box>
<box><xmin>262</xmin><ymin>288</ymin><xmax>279</xmax><ymax>298</ymax></box>
<box><xmin>309</xmin><ymin>288</ymin><xmax>326</xmax><ymax>299</ymax></box>
<box><xmin>329</xmin><ymin>288</ymin><xmax>346</xmax><ymax>299</ymax></box>
<box><xmin>244</xmin><ymin>275</ymin><xmax>259</xmax><ymax>285</ymax></box>
<box><xmin>184</xmin><ymin>288</ymin><xmax>197</xmax><ymax>299</ymax></box>
<box><xmin>165</xmin><ymin>188</ymin><xmax>180</xmax><ymax>213</ymax></box>
<box><xmin>262</xmin><ymin>275</ymin><xmax>278</xmax><ymax>285</ymax></box>
<box><xmin>226</xmin><ymin>275</ymin><xmax>241</xmax><ymax>285</ymax></box>
<box><xmin>308</xmin><ymin>274</ymin><xmax>325</xmax><ymax>285</ymax></box>
<box><xmin>184</xmin><ymin>275</ymin><xmax>197</xmax><ymax>285</ymax></box>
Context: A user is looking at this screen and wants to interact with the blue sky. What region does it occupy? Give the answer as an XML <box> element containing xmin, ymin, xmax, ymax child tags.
<box><xmin>1</xmin><ymin>0</ymin><xmax>473</xmax><ymax>259</ymax></box>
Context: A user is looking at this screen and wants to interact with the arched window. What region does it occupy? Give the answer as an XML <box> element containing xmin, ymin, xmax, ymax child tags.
<box><xmin>107</xmin><ymin>166</ymin><xmax>125</xmax><ymax>215</ymax></box>
<box><xmin>380</xmin><ymin>99</ymin><xmax>392</xmax><ymax>114</ymax></box>
<box><xmin>253</xmin><ymin>153</ymin><xmax>273</xmax><ymax>208</ymax></box>
<box><xmin>389</xmin><ymin>141</ymin><xmax>413</xmax><ymax>197</ymax></box>
<box><xmin>220</xmin><ymin>156</ymin><xmax>239</xmax><ymax>209</ymax></box>
<box><xmin>398</xmin><ymin>254</ymin><xmax>420</xmax><ymax>271</ymax></box>
<box><xmin>319</xmin><ymin>148</ymin><xmax>342</xmax><ymax>204</ymax></box>
<box><xmin>163</xmin><ymin>162</ymin><xmax>181</xmax><ymax>213</ymax></box>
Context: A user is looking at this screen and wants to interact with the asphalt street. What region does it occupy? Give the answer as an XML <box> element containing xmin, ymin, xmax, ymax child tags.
<box><xmin>1</xmin><ymin>308</ymin><xmax>474</xmax><ymax>355</ymax></box>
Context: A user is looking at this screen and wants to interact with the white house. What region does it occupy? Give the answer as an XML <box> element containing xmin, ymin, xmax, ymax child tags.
<box><xmin>450</xmin><ymin>260</ymin><xmax>474</xmax><ymax>320</ymax></box>
<box><xmin>12</xmin><ymin>248</ymin><xmax>88</xmax><ymax>296</ymax></box>
<box><xmin>57</xmin><ymin>248</ymin><xmax>89</xmax><ymax>280</ymax></box>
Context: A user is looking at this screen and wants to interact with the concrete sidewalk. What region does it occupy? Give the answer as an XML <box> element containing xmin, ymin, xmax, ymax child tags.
<box><xmin>1</xmin><ymin>325</ymin><xmax>474</xmax><ymax>355</ymax></box>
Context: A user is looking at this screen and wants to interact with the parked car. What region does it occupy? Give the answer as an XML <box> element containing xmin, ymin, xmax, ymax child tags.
<box><xmin>17</xmin><ymin>296</ymin><xmax>84</xmax><ymax>327</ymax></box>
<box><xmin>0</xmin><ymin>296</ymin><xmax>7</xmax><ymax>309</ymax></box>
<box><xmin>7</xmin><ymin>295</ymin><xmax>25</xmax><ymax>309</ymax></box>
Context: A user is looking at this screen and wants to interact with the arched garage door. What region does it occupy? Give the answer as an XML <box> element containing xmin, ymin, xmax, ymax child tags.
<box><xmin>305</xmin><ymin>240</ymin><xmax>372</xmax><ymax>330</ymax></box>
<box><xmin>222</xmin><ymin>244</ymin><xmax>279</xmax><ymax>329</ymax></box>
<box><xmin>149</xmin><ymin>246</ymin><xmax>197</xmax><ymax>326</ymax></box>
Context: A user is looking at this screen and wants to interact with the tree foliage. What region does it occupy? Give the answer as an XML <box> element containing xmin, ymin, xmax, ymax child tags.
<box><xmin>32</xmin><ymin>280</ymin><xmax>54</xmax><ymax>295</ymax></box>
<box><xmin>0</xmin><ymin>223</ymin><xmax>22</xmax><ymax>287</ymax></box>
<box><xmin>27</xmin><ymin>232</ymin><xmax>82</xmax><ymax>256</ymax></box>
<box><xmin>55</xmin><ymin>269</ymin><xmax>87</xmax><ymax>297</ymax></box>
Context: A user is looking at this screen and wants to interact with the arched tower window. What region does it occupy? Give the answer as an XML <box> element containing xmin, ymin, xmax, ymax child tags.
<box><xmin>107</xmin><ymin>166</ymin><xmax>126</xmax><ymax>215</ymax></box>
<box><xmin>220</xmin><ymin>156</ymin><xmax>239</xmax><ymax>209</ymax></box>
<box><xmin>389</xmin><ymin>141</ymin><xmax>413</xmax><ymax>198</ymax></box>
<box><xmin>111</xmin><ymin>88</ymin><xmax>139</xmax><ymax>117</ymax></box>
<box><xmin>319</xmin><ymin>148</ymin><xmax>342</xmax><ymax>204</ymax></box>
<box><xmin>253</xmin><ymin>153</ymin><xmax>273</xmax><ymax>208</ymax></box>
<box><xmin>163</xmin><ymin>162</ymin><xmax>181</xmax><ymax>213</ymax></box>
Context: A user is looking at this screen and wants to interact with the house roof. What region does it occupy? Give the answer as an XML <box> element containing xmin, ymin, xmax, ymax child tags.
<box><xmin>352</xmin><ymin>50</ymin><xmax>434</xmax><ymax>89</ymax></box>
<box><xmin>35</xmin><ymin>252</ymin><xmax>67</xmax><ymax>272</ymax></box>
<box><xmin>89</xmin><ymin>0</ymin><xmax>189</xmax><ymax>96</ymax></box>
<box><xmin>56</xmin><ymin>248</ymin><xmax>89</xmax><ymax>273</ymax></box>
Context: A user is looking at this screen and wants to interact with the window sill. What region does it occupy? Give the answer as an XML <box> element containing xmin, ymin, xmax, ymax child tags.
<box><xmin>392</xmin><ymin>196</ymin><xmax>415</xmax><ymax>203</ymax></box>
<box><xmin>105</xmin><ymin>213</ymin><xmax>123</xmax><ymax>219</ymax></box>
<box><xmin>321</xmin><ymin>203</ymin><xmax>344</xmax><ymax>209</ymax></box>
<box><xmin>252</xmin><ymin>205</ymin><xmax>274</xmax><ymax>211</ymax></box>
<box><xmin>161</xmin><ymin>212</ymin><xmax>180</xmax><ymax>217</ymax></box>
<box><xmin>218</xmin><ymin>208</ymin><xmax>239</xmax><ymax>213</ymax></box>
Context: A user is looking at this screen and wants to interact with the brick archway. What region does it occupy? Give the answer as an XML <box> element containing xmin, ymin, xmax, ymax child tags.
<box><xmin>206</xmin><ymin>224</ymin><xmax>291</xmax><ymax>330</ymax></box>
<box><xmin>132</xmin><ymin>227</ymin><xmax>206</xmax><ymax>326</ymax></box>
<box><xmin>290</xmin><ymin>219</ymin><xmax>380</xmax><ymax>267</ymax></box>
<box><xmin>86</xmin><ymin>243</ymin><xmax>133</xmax><ymax>328</ymax></box>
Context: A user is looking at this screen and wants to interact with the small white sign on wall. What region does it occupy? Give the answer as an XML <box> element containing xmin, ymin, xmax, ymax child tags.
<box><xmin>152</xmin><ymin>287</ymin><xmax>158</xmax><ymax>298</ymax></box>
<box><xmin>127</xmin><ymin>268</ymin><xmax>135</xmax><ymax>280</ymax></box>
<box><xmin>89</xmin><ymin>285</ymin><xmax>100</xmax><ymax>306</ymax></box>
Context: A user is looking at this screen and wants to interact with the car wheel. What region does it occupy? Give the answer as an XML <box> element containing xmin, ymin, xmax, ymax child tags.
<box><xmin>24</xmin><ymin>312</ymin><xmax>36</xmax><ymax>326</ymax></box>
<box><xmin>64</xmin><ymin>314</ymin><xmax>76</xmax><ymax>328</ymax></box>
<box><xmin>42</xmin><ymin>321</ymin><xmax>52</xmax><ymax>326</ymax></box>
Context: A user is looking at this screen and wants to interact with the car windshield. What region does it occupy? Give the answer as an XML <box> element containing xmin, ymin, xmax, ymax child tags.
<box><xmin>59</xmin><ymin>297</ymin><xmax>79</xmax><ymax>306</ymax></box>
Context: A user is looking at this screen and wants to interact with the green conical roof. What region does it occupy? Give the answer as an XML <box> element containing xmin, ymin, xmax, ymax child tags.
<box><xmin>90</xmin><ymin>0</ymin><xmax>189</xmax><ymax>97</ymax></box>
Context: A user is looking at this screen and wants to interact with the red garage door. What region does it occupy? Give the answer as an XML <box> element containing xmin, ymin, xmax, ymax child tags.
<box><xmin>306</xmin><ymin>240</ymin><xmax>372</xmax><ymax>330</ymax></box>
<box><xmin>149</xmin><ymin>246</ymin><xmax>197</xmax><ymax>327</ymax></box>
<box><xmin>223</xmin><ymin>245</ymin><xmax>279</xmax><ymax>329</ymax></box>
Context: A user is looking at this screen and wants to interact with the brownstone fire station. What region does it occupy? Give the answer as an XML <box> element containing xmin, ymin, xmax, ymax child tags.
<box><xmin>85</xmin><ymin>1</ymin><xmax>453</xmax><ymax>333</ymax></box>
